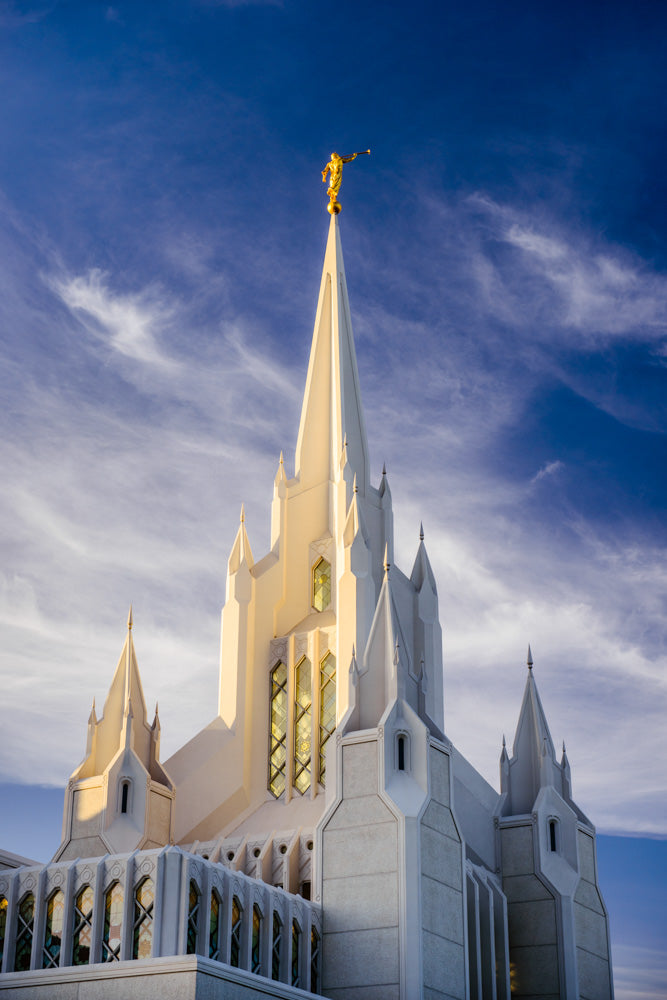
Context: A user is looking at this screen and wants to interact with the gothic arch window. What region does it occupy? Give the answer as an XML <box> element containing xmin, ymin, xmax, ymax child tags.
<box><xmin>132</xmin><ymin>877</ymin><xmax>154</xmax><ymax>960</ymax></box>
<box><xmin>319</xmin><ymin>652</ymin><xmax>336</xmax><ymax>785</ymax></box>
<box><xmin>269</xmin><ymin>661</ymin><xmax>288</xmax><ymax>798</ymax></box>
<box><xmin>230</xmin><ymin>895</ymin><xmax>243</xmax><ymax>968</ymax></box>
<box><xmin>294</xmin><ymin>657</ymin><xmax>312</xmax><ymax>794</ymax></box>
<box><xmin>396</xmin><ymin>732</ymin><xmax>410</xmax><ymax>772</ymax></box>
<box><xmin>72</xmin><ymin>885</ymin><xmax>94</xmax><ymax>966</ymax></box>
<box><xmin>42</xmin><ymin>889</ymin><xmax>64</xmax><ymax>969</ymax></box>
<box><xmin>548</xmin><ymin>817</ymin><xmax>560</xmax><ymax>853</ymax></box>
<box><xmin>310</xmin><ymin>926</ymin><xmax>321</xmax><ymax>993</ymax></box>
<box><xmin>14</xmin><ymin>892</ymin><xmax>34</xmax><ymax>971</ymax></box>
<box><xmin>251</xmin><ymin>904</ymin><xmax>262</xmax><ymax>974</ymax></box>
<box><xmin>312</xmin><ymin>557</ymin><xmax>331</xmax><ymax>612</ymax></box>
<box><xmin>186</xmin><ymin>881</ymin><xmax>200</xmax><ymax>955</ymax></box>
<box><xmin>102</xmin><ymin>882</ymin><xmax>123</xmax><ymax>962</ymax></box>
<box><xmin>291</xmin><ymin>918</ymin><xmax>301</xmax><ymax>988</ymax></box>
<box><xmin>120</xmin><ymin>779</ymin><xmax>131</xmax><ymax>815</ymax></box>
<box><xmin>271</xmin><ymin>911</ymin><xmax>282</xmax><ymax>981</ymax></box>
<box><xmin>209</xmin><ymin>889</ymin><xmax>222</xmax><ymax>962</ymax></box>
<box><xmin>0</xmin><ymin>895</ymin><xmax>7</xmax><ymax>970</ymax></box>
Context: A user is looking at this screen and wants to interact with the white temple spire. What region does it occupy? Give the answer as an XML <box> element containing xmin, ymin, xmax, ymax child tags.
<box><xmin>294</xmin><ymin>215</ymin><xmax>370</xmax><ymax>492</ymax></box>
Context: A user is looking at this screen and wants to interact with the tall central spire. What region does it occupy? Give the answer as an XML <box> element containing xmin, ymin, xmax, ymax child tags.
<box><xmin>294</xmin><ymin>215</ymin><xmax>370</xmax><ymax>493</ymax></box>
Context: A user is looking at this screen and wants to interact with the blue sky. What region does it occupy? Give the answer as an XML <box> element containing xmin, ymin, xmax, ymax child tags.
<box><xmin>0</xmin><ymin>0</ymin><xmax>665</xmax><ymax>995</ymax></box>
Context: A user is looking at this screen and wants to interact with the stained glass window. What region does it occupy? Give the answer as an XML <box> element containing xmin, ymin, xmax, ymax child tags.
<box><xmin>209</xmin><ymin>890</ymin><xmax>221</xmax><ymax>961</ymax></box>
<box><xmin>269</xmin><ymin>662</ymin><xmax>287</xmax><ymax>798</ymax></box>
<box><xmin>312</xmin><ymin>558</ymin><xmax>331</xmax><ymax>612</ymax></box>
<box><xmin>102</xmin><ymin>883</ymin><xmax>123</xmax><ymax>962</ymax></box>
<box><xmin>132</xmin><ymin>877</ymin><xmax>154</xmax><ymax>960</ymax></box>
<box><xmin>319</xmin><ymin>652</ymin><xmax>336</xmax><ymax>784</ymax></box>
<box><xmin>311</xmin><ymin>926</ymin><xmax>321</xmax><ymax>993</ymax></box>
<box><xmin>291</xmin><ymin>919</ymin><xmax>301</xmax><ymax>988</ymax></box>
<box><xmin>0</xmin><ymin>896</ymin><xmax>7</xmax><ymax>970</ymax></box>
<box><xmin>293</xmin><ymin>657</ymin><xmax>312</xmax><ymax>794</ymax></box>
<box><xmin>230</xmin><ymin>896</ymin><xmax>242</xmax><ymax>968</ymax></box>
<box><xmin>186</xmin><ymin>881</ymin><xmax>200</xmax><ymax>955</ymax></box>
<box><xmin>271</xmin><ymin>911</ymin><xmax>282</xmax><ymax>981</ymax></box>
<box><xmin>72</xmin><ymin>886</ymin><xmax>94</xmax><ymax>966</ymax></box>
<box><xmin>42</xmin><ymin>890</ymin><xmax>64</xmax><ymax>969</ymax></box>
<box><xmin>251</xmin><ymin>904</ymin><xmax>262</xmax><ymax>974</ymax></box>
<box><xmin>14</xmin><ymin>892</ymin><xmax>34</xmax><ymax>971</ymax></box>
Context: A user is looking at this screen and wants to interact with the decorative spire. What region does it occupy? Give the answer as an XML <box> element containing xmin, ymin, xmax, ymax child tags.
<box><xmin>527</xmin><ymin>644</ymin><xmax>533</xmax><ymax>669</ymax></box>
<box><xmin>240</xmin><ymin>503</ymin><xmax>245</xmax><ymax>524</ymax></box>
<box><xmin>419</xmin><ymin>521</ymin><xmax>424</xmax><ymax>541</ymax></box>
<box><xmin>383</xmin><ymin>543</ymin><xmax>391</xmax><ymax>574</ymax></box>
<box><xmin>127</xmin><ymin>605</ymin><xmax>133</xmax><ymax>631</ymax></box>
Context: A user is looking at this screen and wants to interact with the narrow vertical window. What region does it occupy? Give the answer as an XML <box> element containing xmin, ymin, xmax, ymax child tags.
<box><xmin>319</xmin><ymin>652</ymin><xmax>336</xmax><ymax>784</ymax></box>
<box><xmin>230</xmin><ymin>896</ymin><xmax>242</xmax><ymax>968</ymax></box>
<box><xmin>42</xmin><ymin>889</ymin><xmax>64</xmax><ymax>968</ymax></box>
<box><xmin>209</xmin><ymin>890</ymin><xmax>221</xmax><ymax>961</ymax></box>
<box><xmin>187</xmin><ymin>880</ymin><xmax>200</xmax><ymax>955</ymax></box>
<box><xmin>294</xmin><ymin>657</ymin><xmax>312</xmax><ymax>794</ymax></box>
<box><xmin>269</xmin><ymin>661</ymin><xmax>288</xmax><ymax>798</ymax></box>
<box><xmin>312</xmin><ymin>558</ymin><xmax>331</xmax><ymax>612</ymax></box>
<box><xmin>291</xmin><ymin>919</ymin><xmax>301</xmax><ymax>988</ymax></box>
<box><xmin>14</xmin><ymin>892</ymin><xmax>34</xmax><ymax>971</ymax></box>
<box><xmin>311</xmin><ymin>926</ymin><xmax>321</xmax><ymax>993</ymax></box>
<box><xmin>72</xmin><ymin>886</ymin><xmax>94</xmax><ymax>966</ymax></box>
<box><xmin>398</xmin><ymin>734</ymin><xmax>406</xmax><ymax>771</ymax></box>
<box><xmin>251</xmin><ymin>904</ymin><xmax>262</xmax><ymax>974</ymax></box>
<box><xmin>0</xmin><ymin>896</ymin><xmax>7</xmax><ymax>970</ymax></box>
<box><xmin>120</xmin><ymin>781</ymin><xmax>130</xmax><ymax>814</ymax></box>
<box><xmin>102</xmin><ymin>883</ymin><xmax>123</xmax><ymax>962</ymax></box>
<box><xmin>271</xmin><ymin>911</ymin><xmax>282</xmax><ymax>981</ymax></box>
<box><xmin>132</xmin><ymin>877</ymin><xmax>154</xmax><ymax>960</ymax></box>
<box><xmin>549</xmin><ymin>819</ymin><xmax>558</xmax><ymax>853</ymax></box>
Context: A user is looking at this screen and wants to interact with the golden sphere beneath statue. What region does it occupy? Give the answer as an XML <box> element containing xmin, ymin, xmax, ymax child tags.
<box><xmin>327</xmin><ymin>200</ymin><xmax>342</xmax><ymax>215</ymax></box>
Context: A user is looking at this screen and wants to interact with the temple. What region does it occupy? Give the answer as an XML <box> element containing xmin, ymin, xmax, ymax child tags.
<box><xmin>0</xmin><ymin>214</ymin><xmax>614</xmax><ymax>999</ymax></box>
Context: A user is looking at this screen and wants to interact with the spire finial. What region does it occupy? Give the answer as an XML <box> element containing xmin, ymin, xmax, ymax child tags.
<box><xmin>353</xmin><ymin>472</ymin><xmax>358</xmax><ymax>493</ymax></box>
<box><xmin>279</xmin><ymin>450</ymin><xmax>284</xmax><ymax>465</ymax></box>
<box><xmin>419</xmin><ymin>521</ymin><xmax>424</xmax><ymax>541</ymax></box>
<box><xmin>383</xmin><ymin>543</ymin><xmax>390</xmax><ymax>574</ymax></box>
<box><xmin>321</xmin><ymin>149</ymin><xmax>371</xmax><ymax>214</ymax></box>
<box><xmin>382</xmin><ymin>461</ymin><xmax>387</xmax><ymax>476</ymax></box>
<box><xmin>502</xmin><ymin>733</ymin><xmax>506</xmax><ymax>748</ymax></box>
<box><xmin>127</xmin><ymin>605</ymin><xmax>133</xmax><ymax>631</ymax></box>
<box><xmin>240</xmin><ymin>503</ymin><xmax>245</xmax><ymax>524</ymax></box>
<box><xmin>527</xmin><ymin>644</ymin><xmax>533</xmax><ymax>669</ymax></box>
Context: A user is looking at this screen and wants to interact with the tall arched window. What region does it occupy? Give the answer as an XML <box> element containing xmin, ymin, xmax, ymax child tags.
<box><xmin>312</xmin><ymin>557</ymin><xmax>331</xmax><ymax>612</ymax></box>
<box><xmin>548</xmin><ymin>818</ymin><xmax>559</xmax><ymax>853</ymax></box>
<box><xmin>102</xmin><ymin>883</ymin><xmax>123</xmax><ymax>962</ymax></box>
<box><xmin>269</xmin><ymin>662</ymin><xmax>288</xmax><ymax>798</ymax></box>
<box><xmin>0</xmin><ymin>896</ymin><xmax>7</xmax><ymax>970</ymax></box>
<box><xmin>251</xmin><ymin>904</ymin><xmax>262</xmax><ymax>974</ymax></box>
<box><xmin>41</xmin><ymin>889</ymin><xmax>64</xmax><ymax>968</ymax></box>
<box><xmin>291</xmin><ymin>919</ymin><xmax>301</xmax><ymax>988</ymax></box>
<box><xmin>311</xmin><ymin>926</ymin><xmax>321</xmax><ymax>993</ymax></box>
<box><xmin>209</xmin><ymin>889</ymin><xmax>221</xmax><ymax>961</ymax></box>
<box><xmin>186</xmin><ymin>881</ymin><xmax>200</xmax><ymax>955</ymax></box>
<box><xmin>319</xmin><ymin>652</ymin><xmax>336</xmax><ymax>784</ymax></box>
<box><xmin>120</xmin><ymin>780</ymin><xmax>131</xmax><ymax>814</ymax></box>
<box><xmin>294</xmin><ymin>657</ymin><xmax>312</xmax><ymax>794</ymax></box>
<box><xmin>14</xmin><ymin>892</ymin><xmax>34</xmax><ymax>971</ymax></box>
<box><xmin>72</xmin><ymin>885</ymin><xmax>94</xmax><ymax>966</ymax></box>
<box><xmin>230</xmin><ymin>896</ymin><xmax>243</xmax><ymax>968</ymax></box>
<box><xmin>271</xmin><ymin>911</ymin><xmax>282</xmax><ymax>981</ymax></box>
<box><xmin>132</xmin><ymin>877</ymin><xmax>154</xmax><ymax>960</ymax></box>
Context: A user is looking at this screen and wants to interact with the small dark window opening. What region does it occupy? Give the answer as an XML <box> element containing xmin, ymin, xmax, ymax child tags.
<box><xmin>398</xmin><ymin>735</ymin><xmax>406</xmax><ymax>771</ymax></box>
<box><xmin>300</xmin><ymin>881</ymin><xmax>311</xmax><ymax>901</ymax></box>
<box><xmin>121</xmin><ymin>782</ymin><xmax>129</xmax><ymax>814</ymax></box>
<box><xmin>549</xmin><ymin>819</ymin><xmax>558</xmax><ymax>852</ymax></box>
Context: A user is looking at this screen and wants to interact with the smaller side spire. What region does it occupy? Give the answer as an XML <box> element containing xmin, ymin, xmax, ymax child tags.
<box><xmin>127</xmin><ymin>605</ymin><xmax>133</xmax><ymax>631</ymax></box>
<box><xmin>419</xmin><ymin>521</ymin><xmax>424</xmax><ymax>541</ymax></box>
<box><xmin>527</xmin><ymin>644</ymin><xmax>533</xmax><ymax>669</ymax></box>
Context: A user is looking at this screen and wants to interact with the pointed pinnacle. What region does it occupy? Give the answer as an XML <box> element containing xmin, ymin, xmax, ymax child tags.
<box><xmin>240</xmin><ymin>503</ymin><xmax>245</xmax><ymax>524</ymax></box>
<box><xmin>353</xmin><ymin>472</ymin><xmax>358</xmax><ymax>493</ymax></box>
<box><xmin>527</xmin><ymin>644</ymin><xmax>533</xmax><ymax>669</ymax></box>
<box><xmin>127</xmin><ymin>605</ymin><xmax>133</xmax><ymax>631</ymax></box>
<box><xmin>382</xmin><ymin>462</ymin><xmax>387</xmax><ymax>476</ymax></box>
<box><xmin>383</xmin><ymin>543</ymin><xmax>390</xmax><ymax>574</ymax></box>
<box><xmin>419</xmin><ymin>521</ymin><xmax>424</xmax><ymax>541</ymax></box>
<box><xmin>279</xmin><ymin>450</ymin><xmax>284</xmax><ymax>465</ymax></box>
<box><xmin>502</xmin><ymin>733</ymin><xmax>506</xmax><ymax>748</ymax></box>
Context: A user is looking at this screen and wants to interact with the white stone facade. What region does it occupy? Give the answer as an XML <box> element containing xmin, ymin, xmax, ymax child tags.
<box><xmin>0</xmin><ymin>215</ymin><xmax>613</xmax><ymax>998</ymax></box>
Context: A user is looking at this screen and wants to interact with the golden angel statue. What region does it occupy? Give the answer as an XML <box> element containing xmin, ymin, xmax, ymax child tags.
<box><xmin>322</xmin><ymin>149</ymin><xmax>370</xmax><ymax>213</ymax></box>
